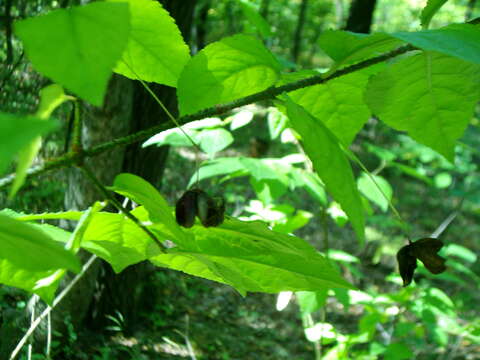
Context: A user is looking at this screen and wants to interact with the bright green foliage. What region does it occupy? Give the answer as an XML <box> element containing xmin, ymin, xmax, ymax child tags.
<box><xmin>238</xmin><ymin>0</ymin><xmax>273</xmax><ymax>38</ymax></box>
<box><xmin>151</xmin><ymin>217</ymin><xmax>354</xmax><ymax>294</ymax></box>
<box><xmin>288</xmin><ymin>71</ymin><xmax>371</xmax><ymax>145</ymax></box>
<box><xmin>420</xmin><ymin>0</ymin><xmax>449</xmax><ymax>29</ymax></box>
<box><xmin>318</xmin><ymin>31</ymin><xmax>403</xmax><ymax>67</ymax></box>
<box><xmin>14</xmin><ymin>2</ymin><xmax>130</xmax><ymax>105</ymax></box>
<box><xmin>110</xmin><ymin>173</ymin><xmax>188</xmax><ymax>245</ymax></box>
<box><xmin>357</xmin><ymin>173</ymin><xmax>393</xmax><ymax>212</ymax></box>
<box><xmin>383</xmin><ymin>342</ymin><xmax>413</xmax><ymax>360</ymax></box>
<box><xmin>17</xmin><ymin>211</ymin><xmax>84</xmax><ymax>222</ymax></box>
<box><xmin>285</xmin><ymin>98</ymin><xmax>365</xmax><ymax>242</ymax></box>
<box><xmin>110</xmin><ymin>0</ymin><xmax>190</xmax><ymax>87</ymax></box>
<box><xmin>296</xmin><ymin>290</ymin><xmax>328</xmax><ymax>314</ymax></box>
<box><xmin>177</xmin><ymin>34</ymin><xmax>282</xmax><ymax>115</ymax></box>
<box><xmin>365</xmin><ymin>52</ymin><xmax>480</xmax><ymax>161</ymax></box>
<box><xmin>392</xmin><ymin>24</ymin><xmax>480</xmax><ymax>64</ymax></box>
<box><xmin>9</xmin><ymin>85</ymin><xmax>72</xmax><ymax>199</ymax></box>
<box><xmin>0</xmin><ymin>112</ymin><xmax>57</xmax><ymax>175</ymax></box>
<box><xmin>0</xmin><ymin>214</ymin><xmax>80</xmax><ymax>273</ymax></box>
<box><xmin>197</xmin><ymin>128</ymin><xmax>234</xmax><ymax>156</ymax></box>
<box><xmin>81</xmin><ymin>210</ymin><xmax>160</xmax><ymax>273</ymax></box>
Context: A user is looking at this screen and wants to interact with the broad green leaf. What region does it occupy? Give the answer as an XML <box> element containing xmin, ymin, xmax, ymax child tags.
<box><xmin>392</xmin><ymin>24</ymin><xmax>480</xmax><ymax>65</ymax></box>
<box><xmin>238</xmin><ymin>0</ymin><xmax>273</xmax><ymax>38</ymax></box>
<box><xmin>14</xmin><ymin>2</ymin><xmax>130</xmax><ymax>105</ymax></box>
<box><xmin>9</xmin><ymin>85</ymin><xmax>72</xmax><ymax>199</ymax></box>
<box><xmin>384</xmin><ymin>342</ymin><xmax>413</xmax><ymax>360</ymax></box>
<box><xmin>110</xmin><ymin>173</ymin><xmax>188</xmax><ymax>245</ymax></box>
<box><xmin>81</xmin><ymin>210</ymin><xmax>161</xmax><ymax>273</ymax></box>
<box><xmin>0</xmin><ymin>214</ymin><xmax>80</xmax><ymax>273</ymax></box>
<box><xmin>288</xmin><ymin>71</ymin><xmax>371</xmax><ymax>145</ymax></box>
<box><xmin>0</xmin><ymin>113</ymin><xmax>57</xmax><ymax>175</ymax></box>
<box><xmin>33</xmin><ymin>203</ymin><xmax>104</xmax><ymax>304</ymax></box>
<box><xmin>177</xmin><ymin>34</ymin><xmax>282</xmax><ymax>115</ymax></box>
<box><xmin>197</xmin><ymin>128</ymin><xmax>234</xmax><ymax>155</ymax></box>
<box><xmin>189</xmin><ymin>157</ymin><xmax>247</xmax><ymax>187</ymax></box>
<box><xmin>365</xmin><ymin>52</ymin><xmax>480</xmax><ymax>161</ymax></box>
<box><xmin>110</xmin><ymin>0</ymin><xmax>190</xmax><ymax>87</ymax></box>
<box><xmin>17</xmin><ymin>210</ymin><xmax>84</xmax><ymax>222</ymax></box>
<box><xmin>420</xmin><ymin>0</ymin><xmax>449</xmax><ymax>29</ymax></box>
<box><xmin>151</xmin><ymin>218</ymin><xmax>353</xmax><ymax>293</ymax></box>
<box><xmin>357</xmin><ymin>173</ymin><xmax>392</xmax><ymax>212</ymax></box>
<box><xmin>285</xmin><ymin>98</ymin><xmax>365</xmax><ymax>242</ymax></box>
<box><xmin>143</xmin><ymin>127</ymin><xmax>199</xmax><ymax>148</ymax></box>
<box><xmin>296</xmin><ymin>290</ymin><xmax>328</xmax><ymax>314</ymax></box>
<box><xmin>318</xmin><ymin>30</ymin><xmax>403</xmax><ymax>67</ymax></box>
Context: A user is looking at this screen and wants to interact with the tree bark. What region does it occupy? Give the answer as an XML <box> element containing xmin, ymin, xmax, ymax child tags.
<box><xmin>344</xmin><ymin>0</ymin><xmax>377</xmax><ymax>33</ymax></box>
<box><xmin>292</xmin><ymin>0</ymin><xmax>309</xmax><ymax>63</ymax></box>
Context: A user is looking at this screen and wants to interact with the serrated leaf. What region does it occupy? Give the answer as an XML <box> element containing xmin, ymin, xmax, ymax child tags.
<box><xmin>357</xmin><ymin>173</ymin><xmax>392</xmax><ymax>212</ymax></box>
<box><xmin>110</xmin><ymin>0</ymin><xmax>190</xmax><ymax>87</ymax></box>
<box><xmin>9</xmin><ymin>85</ymin><xmax>72</xmax><ymax>199</ymax></box>
<box><xmin>14</xmin><ymin>2</ymin><xmax>130</xmax><ymax>105</ymax></box>
<box><xmin>365</xmin><ymin>52</ymin><xmax>480</xmax><ymax>161</ymax></box>
<box><xmin>0</xmin><ymin>113</ymin><xmax>57</xmax><ymax>175</ymax></box>
<box><xmin>318</xmin><ymin>30</ymin><xmax>403</xmax><ymax>67</ymax></box>
<box><xmin>198</xmin><ymin>128</ymin><xmax>234</xmax><ymax>155</ymax></box>
<box><xmin>0</xmin><ymin>214</ymin><xmax>80</xmax><ymax>273</ymax></box>
<box><xmin>288</xmin><ymin>71</ymin><xmax>371</xmax><ymax>145</ymax></box>
<box><xmin>392</xmin><ymin>24</ymin><xmax>480</xmax><ymax>65</ymax></box>
<box><xmin>178</xmin><ymin>34</ymin><xmax>282</xmax><ymax>115</ymax></box>
<box><xmin>151</xmin><ymin>218</ymin><xmax>353</xmax><ymax>293</ymax></box>
<box><xmin>420</xmin><ymin>0</ymin><xmax>449</xmax><ymax>29</ymax></box>
<box><xmin>110</xmin><ymin>173</ymin><xmax>188</xmax><ymax>245</ymax></box>
<box><xmin>285</xmin><ymin>98</ymin><xmax>365</xmax><ymax>242</ymax></box>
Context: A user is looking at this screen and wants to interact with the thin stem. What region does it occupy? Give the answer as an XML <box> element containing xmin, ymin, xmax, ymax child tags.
<box><xmin>9</xmin><ymin>255</ymin><xmax>98</xmax><ymax>360</ymax></box>
<box><xmin>80</xmin><ymin>165</ymin><xmax>167</xmax><ymax>252</ymax></box>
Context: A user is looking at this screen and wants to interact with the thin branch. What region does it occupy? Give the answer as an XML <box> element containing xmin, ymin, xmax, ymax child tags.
<box><xmin>0</xmin><ymin>44</ymin><xmax>415</xmax><ymax>190</ymax></box>
<box><xmin>80</xmin><ymin>164</ymin><xmax>167</xmax><ymax>252</ymax></box>
<box><xmin>9</xmin><ymin>255</ymin><xmax>98</xmax><ymax>360</ymax></box>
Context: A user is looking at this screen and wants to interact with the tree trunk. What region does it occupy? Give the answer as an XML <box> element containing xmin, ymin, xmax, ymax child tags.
<box><xmin>292</xmin><ymin>0</ymin><xmax>309</xmax><ymax>63</ymax></box>
<box><xmin>86</xmin><ymin>0</ymin><xmax>197</xmax><ymax>335</ymax></box>
<box><xmin>344</xmin><ymin>0</ymin><xmax>377</xmax><ymax>33</ymax></box>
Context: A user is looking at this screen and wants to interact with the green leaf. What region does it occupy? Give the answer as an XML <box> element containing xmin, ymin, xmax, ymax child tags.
<box><xmin>384</xmin><ymin>342</ymin><xmax>413</xmax><ymax>360</ymax></box>
<box><xmin>229</xmin><ymin>109</ymin><xmax>254</xmax><ymax>130</ymax></box>
<box><xmin>143</xmin><ymin>127</ymin><xmax>199</xmax><ymax>147</ymax></box>
<box><xmin>318</xmin><ymin>30</ymin><xmax>403</xmax><ymax>67</ymax></box>
<box><xmin>9</xmin><ymin>85</ymin><xmax>72</xmax><ymax>199</ymax></box>
<box><xmin>151</xmin><ymin>218</ymin><xmax>353</xmax><ymax>294</ymax></box>
<box><xmin>291</xmin><ymin>169</ymin><xmax>327</xmax><ymax>206</ymax></box>
<box><xmin>357</xmin><ymin>173</ymin><xmax>392</xmax><ymax>212</ymax></box>
<box><xmin>0</xmin><ymin>214</ymin><xmax>80</xmax><ymax>273</ymax></box>
<box><xmin>0</xmin><ymin>113</ymin><xmax>57</xmax><ymax>175</ymax></box>
<box><xmin>110</xmin><ymin>173</ymin><xmax>188</xmax><ymax>245</ymax></box>
<box><xmin>285</xmin><ymin>98</ymin><xmax>365</xmax><ymax>242</ymax></box>
<box><xmin>392</xmin><ymin>24</ymin><xmax>480</xmax><ymax>65</ymax></box>
<box><xmin>14</xmin><ymin>2</ymin><xmax>130</xmax><ymax>105</ymax></box>
<box><xmin>365</xmin><ymin>52</ymin><xmax>480</xmax><ymax>161</ymax></box>
<box><xmin>420</xmin><ymin>0</ymin><xmax>449</xmax><ymax>29</ymax></box>
<box><xmin>110</xmin><ymin>0</ymin><xmax>190</xmax><ymax>87</ymax></box>
<box><xmin>17</xmin><ymin>210</ymin><xmax>84</xmax><ymax>222</ymax></box>
<box><xmin>296</xmin><ymin>290</ymin><xmax>328</xmax><ymax>315</ymax></box>
<box><xmin>178</xmin><ymin>34</ymin><xmax>282</xmax><ymax>115</ymax></box>
<box><xmin>238</xmin><ymin>0</ymin><xmax>273</xmax><ymax>38</ymax></box>
<box><xmin>198</xmin><ymin>128</ymin><xmax>234</xmax><ymax>155</ymax></box>
<box><xmin>288</xmin><ymin>71</ymin><xmax>371</xmax><ymax>145</ymax></box>
<box><xmin>81</xmin><ymin>210</ymin><xmax>161</xmax><ymax>273</ymax></box>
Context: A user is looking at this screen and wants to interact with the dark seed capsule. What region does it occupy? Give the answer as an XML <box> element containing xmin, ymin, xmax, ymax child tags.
<box><xmin>397</xmin><ymin>244</ymin><xmax>417</xmax><ymax>287</ymax></box>
<box><xmin>201</xmin><ymin>196</ymin><xmax>225</xmax><ymax>228</ymax></box>
<box><xmin>195</xmin><ymin>190</ymin><xmax>210</xmax><ymax>226</ymax></box>
<box><xmin>175</xmin><ymin>190</ymin><xmax>200</xmax><ymax>228</ymax></box>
